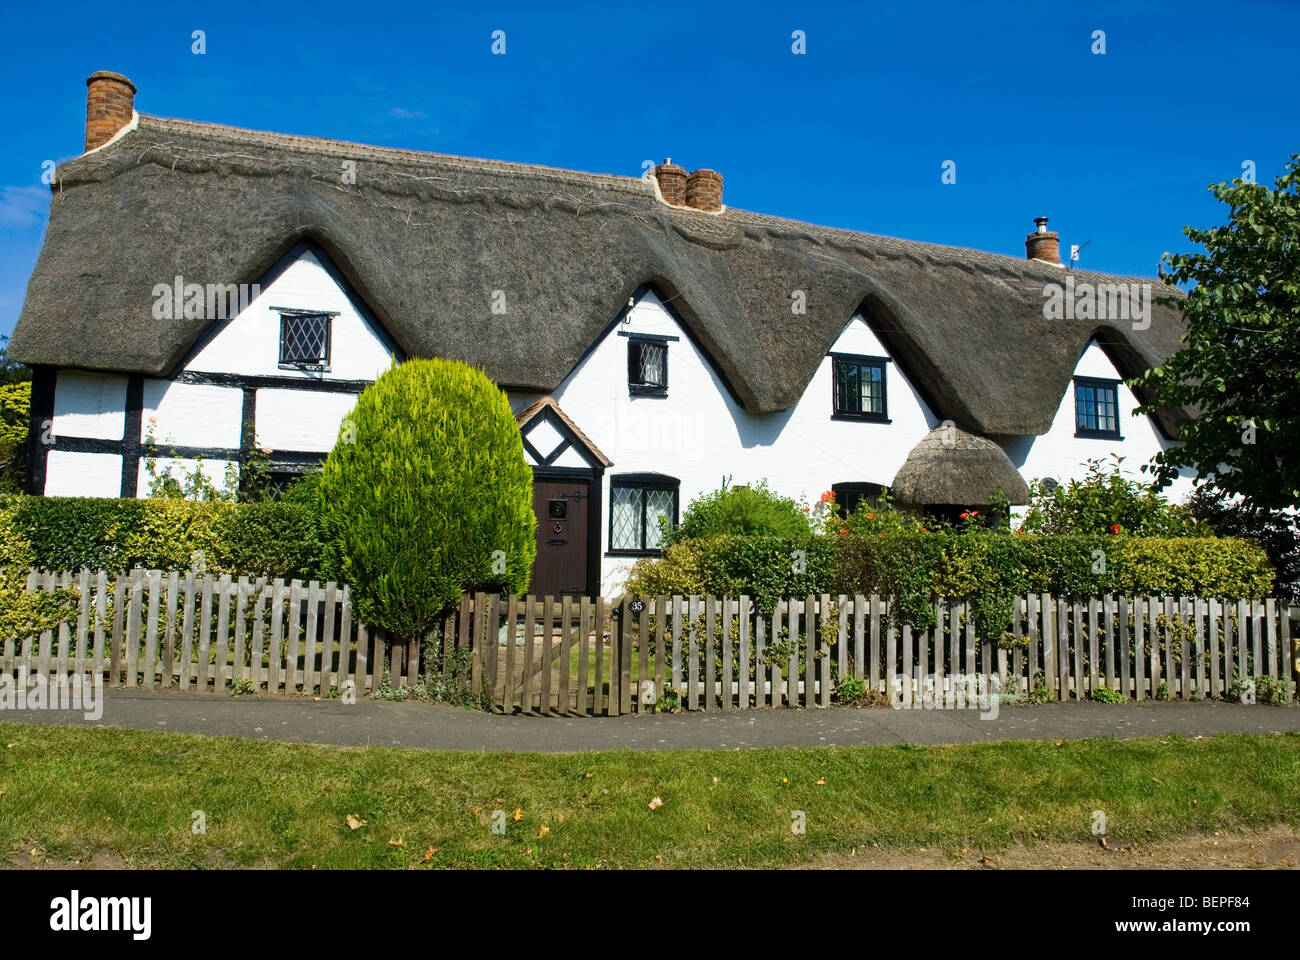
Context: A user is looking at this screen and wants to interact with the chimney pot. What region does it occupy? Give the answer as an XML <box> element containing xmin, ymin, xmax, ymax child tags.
<box><xmin>84</xmin><ymin>71</ymin><xmax>137</xmax><ymax>152</ymax></box>
<box><xmin>685</xmin><ymin>168</ymin><xmax>723</xmax><ymax>212</ymax></box>
<box><xmin>1025</xmin><ymin>216</ymin><xmax>1060</xmax><ymax>264</ymax></box>
<box><xmin>653</xmin><ymin>159</ymin><xmax>688</xmax><ymax>207</ymax></box>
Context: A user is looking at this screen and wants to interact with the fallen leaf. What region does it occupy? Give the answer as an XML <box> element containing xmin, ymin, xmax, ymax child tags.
<box><xmin>521</xmin><ymin>847</ymin><xmax>533</xmax><ymax>857</ymax></box>
<box><xmin>648</xmin><ymin>797</ymin><xmax>663</xmax><ymax>810</ymax></box>
<box><xmin>1099</xmin><ymin>837</ymin><xmax>1110</xmax><ymax>849</ymax></box>
<box><xmin>712</xmin><ymin>777</ymin><xmax>719</xmax><ymax>784</ymax></box>
<box><xmin>346</xmin><ymin>814</ymin><xmax>365</xmax><ymax>830</ymax></box>
<box><xmin>387</xmin><ymin>838</ymin><xmax>404</xmax><ymax>848</ymax></box>
<box><xmin>815</xmin><ymin>778</ymin><xmax>826</xmax><ymax>786</ymax></box>
<box><xmin>422</xmin><ymin>846</ymin><xmax>437</xmax><ymax>862</ymax></box>
<box><xmin>512</xmin><ymin>808</ymin><xmax>524</xmax><ymax>822</ymax></box>
<box><xmin>655</xmin><ymin>854</ymin><xmax>663</xmax><ymax>863</ymax></box>
<box><xmin>556</xmin><ymin>813</ymin><xmax>564</xmax><ymax>823</ymax></box>
<box><xmin>538</xmin><ymin>826</ymin><xmax>550</xmax><ymax>838</ymax></box>
<box><xmin>496</xmin><ymin>798</ymin><xmax>506</xmax><ymax>804</ymax></box>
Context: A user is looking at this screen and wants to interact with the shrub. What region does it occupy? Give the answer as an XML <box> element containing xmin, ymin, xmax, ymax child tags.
<box><xmin>0</xmin><ymin>494</ymin><xmax>324</xmax><ymax>580</ymax></box>
<box><xmin>631</xmin><ymin>530</ymin><xmax>1274</xmax><ymax>641</ymax></box>
<box><xmin>625</xmin><ymin>535</ymin><xmax>833</xmax><ymax>614</ymax></box>
<box><xmin>0</xmin><ymin>382</ymin><xmax>29</xmax><ymax>495</ymax></box>
<box><xmin>668</xmin><ymin>479</ymin><xmax>810</xmax><ymax>543</ymax></box>
<box><xmin>1019</xmin><ymin>456</ymin><xmax>1204</xmax><ymax>536</ymax></box>
<box><xmin>1185</xmin><ymin>487</ymin><xmax>1300</xmax><ymax>603</ymax></box>
<box><xmin>0</xmin><ymin>508</ymin><xmax>77</xmax><ymax>641</ymax></box>
<box><xmin>316</xmin><ymin>359</ymin><xmax>535</xmax><ymax>641</ymax></box>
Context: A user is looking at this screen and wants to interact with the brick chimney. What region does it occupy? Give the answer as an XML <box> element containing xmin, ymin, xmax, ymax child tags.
<box><xmin>1025</xmin><ymin>216</ymin><xmax>1060</xmax><ymax>265</ymax></box>
<box><xmin>685</xmin><ymin>169</ymin><xmax>723</xmax><ymax>212</ymax></box>
<box><xmin>653</xmin><ymin>159</ymin><xmax>688</xmax><ymax>206</ymax></box>
<box><xmin>84</xmin><ymin>71</ymin><xmax>137</xmax><ymax>152</ymax></box>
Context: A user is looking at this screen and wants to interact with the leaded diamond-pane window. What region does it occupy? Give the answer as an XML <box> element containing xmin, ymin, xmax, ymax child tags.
<box><xmin>831</xmin><ymin>355</ymin><xmax>888</xmax><ymax>420</ymax></box>
<box><xmin>628</xmin><ymin>337</ymin><xmax>668</xmax><ymax>395</ymax></box>
<box><xmin>609</xmin><ymin>476</ymin><xmax>678</xmax><ymax>555</ymax></box>
<box><xmin>1074</xmin><ymin>377</ymin><xmax>1122</xmax><ymax>438</ymax></box>
<box><xmin>279</xmin><ymin>311</ymin><xmax>332</xmax><ymax>368</ymax></box>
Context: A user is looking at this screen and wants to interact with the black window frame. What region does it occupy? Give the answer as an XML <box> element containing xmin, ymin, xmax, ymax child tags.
<box><xmin>831</xmin><ymin>481</ymin><xmax>889</xmax><ymax>518</ymax></box>
<box><xmin>830</xmin><ymin>353</ymin><xmax>890</xmax><ymax>422</ymax></box>
<box><xmin>626</xmin><ymin>334</ymin><xmax>670</xmax><ymax>397</ymax></box>
<box><xmin>607</xmin><ymin>473</ymin><xmax>679</xmax><ymax>557</ymax></box>
<box><xmin>1073</xmin><ymin>376</ymin><xmax>1124</xmax><ymax>439</ymax></box>
<box><xmin>277</xmin><ymin>308</ymin><xmax>337</xmax><ymax>372</ymax></box>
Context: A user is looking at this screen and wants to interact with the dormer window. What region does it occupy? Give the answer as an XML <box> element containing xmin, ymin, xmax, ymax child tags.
<box><xmin>1074</xmin><ymin>376</ymin><xmax>1122</xmax><ymax>439</ymax></box>
<box><xmin>277</xmin><ymin>308</ymin><xmax>336</xmax><ymax>371</ymax></box>
<box><xmin>623</xmin><ymin>332</ymin><xmax>674</xmax><ymax>396</ymax></box>
<box><xmin>831</xmin><ymin>353</ymin><xmax>889</xmax><ymax>421</ymax></box>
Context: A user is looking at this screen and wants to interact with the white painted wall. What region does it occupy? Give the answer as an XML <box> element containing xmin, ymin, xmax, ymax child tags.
<box><xmin>52</xmin><ymin>371</ymin><xmax>125</xmax><ymax>441</ymax></box>
<box><xmin>44</xmin><ymin>451</ymin><xmax>122</xmax><ymax>498</ymax></box>
<box><xmin>142</xmin><ymin>379</ymin><xmax>243</xmax><ymax>448</ymax></box>
<box><xmin>1001</xmin><ymin>339</ymin><xmax>1198</xmax><ymax>514</ymax></box>
<box><xmin>255</xmin><ymin>389</ymin><xmax>359</xmax><ymax>452</ymax></box>
<box><xmin>185</xmin><ymin>249</ymin><xmax>397</xmax><ymax>382</ymax></box>
<box><xmin>535</xmin><ymin>292</ymin><xmax>939</xmax><ymax>594</ymax></box>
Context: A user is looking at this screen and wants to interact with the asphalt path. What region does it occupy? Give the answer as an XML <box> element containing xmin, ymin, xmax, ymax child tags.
<box><xmin>3</xmin><ymin>689</ymin><xmax>1297</xmax><ymax>753</ymax></box>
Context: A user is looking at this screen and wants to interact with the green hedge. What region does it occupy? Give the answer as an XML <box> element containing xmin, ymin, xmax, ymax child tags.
<box><xmin>627</xmin><ymin>531</ymin><xmax>1275</xmax><ymax>639</ymax></box>
<box><xmin>0</xmin><ymin>495</ymin><xmax>325</xmax><ymax>580</ymax></box>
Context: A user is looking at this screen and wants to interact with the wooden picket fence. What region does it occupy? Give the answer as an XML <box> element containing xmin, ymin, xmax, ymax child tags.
<box><xmin>4</xmin><ymin>572</ymin><xmax>1298</xmax><ymax>714</ymax></box>
<box><xmin>484</xmin><ymin>592</ymin><xmax>1300</xmax><ymax>714</ymax></box>
<box><xmin>1</xmin><ymin>569</ymin><xmax>476</xmax><ymax>699</ymax></box>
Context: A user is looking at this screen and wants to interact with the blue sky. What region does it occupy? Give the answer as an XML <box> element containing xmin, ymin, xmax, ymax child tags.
<box><xmin>1</xmin><ymin>0</ymin><xmax>1296</xmax><ymax>340</ymax></box>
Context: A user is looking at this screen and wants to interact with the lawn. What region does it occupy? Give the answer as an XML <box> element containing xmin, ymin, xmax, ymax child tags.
<box><xmin>1</xmin><ymin>723</ymin><xmax>1297</xmax><ymax>869</ymax></box>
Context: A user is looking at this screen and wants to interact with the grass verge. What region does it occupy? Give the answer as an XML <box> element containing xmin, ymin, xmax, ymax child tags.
<box><xmin>1</xmin><ymin>723</ymin><xmax>1297</xmax><ymax>868</ymax></box>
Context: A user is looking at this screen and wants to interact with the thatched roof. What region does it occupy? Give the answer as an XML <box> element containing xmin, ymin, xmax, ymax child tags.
<box><xmin>11</xmin><ymin>113</ymin><xmax>1187</xmax><ymax>437</ymax></box>
<box><xmin>891</xmin><ymin>427</ymin><xmax>1031</xmax><ymax>506</ymax></box>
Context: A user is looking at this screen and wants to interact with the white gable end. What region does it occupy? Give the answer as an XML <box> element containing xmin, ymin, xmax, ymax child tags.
<box><xmin>1005</xmin><ymin>339</ymin><xmax>1196</xmax><ymax>503</ymax></box>
<box><xmin>185</xmin><ymin>249</ymin><xmax>396</xmax><ymax>381</ymax></box>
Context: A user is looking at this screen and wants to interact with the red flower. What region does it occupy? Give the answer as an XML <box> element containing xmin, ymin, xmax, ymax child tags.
<box><xmin>959</xmin><ymin>511</ymin><xmax>969</xmax><ymax>520</ymax></box>
<box><xmin>838</xmin><ymin>529</ymin><xmax>847</xmax><ymax>535</ymax></box>
<box><xmin>1109</xmin><ymin>523</ymin><xmax>1120</xmax><ymax>534</ymax></box>
<box><xmin>866</xmin><ymin>513</ymin><xmax>875</xmax><ymax>520</ymax></box>
<box><xmin>819</xmin><ymin>490</ymin><xmax>835</xmax><ymax>503</ymax></box>
<box><xmin>919</xmin><ymin>526</ymin><xmax>927</xmax><ymax>532</ymax></box>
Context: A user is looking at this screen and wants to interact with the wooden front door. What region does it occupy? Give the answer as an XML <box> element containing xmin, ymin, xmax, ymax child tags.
<box><xmin>529</xmin><ymin>476</ymin><xmax>591</xmax><ymax>597</ymax></box>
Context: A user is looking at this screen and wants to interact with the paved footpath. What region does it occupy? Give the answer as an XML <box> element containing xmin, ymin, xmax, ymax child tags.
<box><xmin>2</xmin><ymin>689</ymin><xmax>1298</xmax><ymax>753</ymax></box>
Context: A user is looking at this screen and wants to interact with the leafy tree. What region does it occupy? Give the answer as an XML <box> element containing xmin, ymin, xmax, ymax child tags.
<box><xmin>1018</xmin><ymin>456</ymin><xmax>1203</xmax><ymax>536</ymax></box>
<box><xmin>668</xmin><ymin>479</ymin><xmax>810</xmax><ymax>543</ymax></box>
<box><xmin>1133</xmin><ymin>154</ymin><xmax>1300</xmax><ymax>508</ymax></box>
<box><xmin>317</xmin><ymin>359</ymin><xmax>535</xmax><ymax>641</ymax></box>
<box><xmin>0</xmin><ymin>382</ymin><xmax>30</xmax><ymax>494</ymax></box>
<box><xmin>0</xmin><ymin>335</ymin><xmax>31</xmax><ymax>387</ymax></box>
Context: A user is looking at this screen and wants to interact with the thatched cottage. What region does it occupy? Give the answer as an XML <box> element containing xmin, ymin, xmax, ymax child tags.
<box><xmin>10</xmin><ymin>72</ymin><xmax>1195</xmax><ymax>596</ymax></box>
